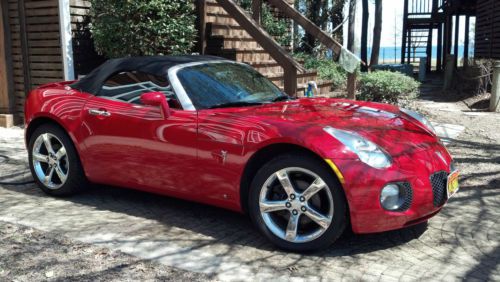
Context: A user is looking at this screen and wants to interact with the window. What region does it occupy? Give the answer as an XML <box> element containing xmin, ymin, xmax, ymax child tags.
<box><xmin>99</xmin><ymin>71</ymin><xmax>181</xmax><ymax>109</ymax></box>
<box><xmin>177</xmin><ymin>63</ymin><xmax>283</xmax><ymax>109</ymax></box>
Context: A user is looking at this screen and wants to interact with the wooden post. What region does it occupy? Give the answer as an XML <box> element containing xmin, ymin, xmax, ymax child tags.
<box><xmin>18</xmin><ymin>0</ymin><xmax>31</xmax><ymax>95</ymax></box>
<box><xmin>252</xmin><ymin>0</ymin><xmax>262</xmax><ymax>24</ymax></box>
<box><xmin>443</xmin><ymin>55</ymin><xmax>455</xmax><ymax>91</ymax></box>
<box><xmin>347</xmin><ymin>73</ymin><xmax>356</xmax><ymax>100</ymax></box>
<box><xmin>401</xmin><ymin>0</ymin><xmax>408</xmax><ymax>64</ymax></box>
<box><xmin>453</xmin><ymin>15</ymin><xmax>460</xmax><ymax>68</ymax></box>
<box><xmin>0</xmin><ymin>0</ymin><xmax>14</xmax><ymax>127</ymax></box>
<box><xmin>463</xmin><ymin>15</ymin><xmax>470</xmax><ymax>68</ymax></box>
<box><xmin>196</xmin><ymin>0</ymin><xmax>207</xmax><ymax>55</ymax></box>
<box><xmin>490</xmin><ymin>61</ymin><xmax>500</xmax><ymax>112</ymax></box>
<box><xmin>425</xmin><ymin>24</ymin><xmax>433</xmax><ymax>72</ymax></box>
<box><xmin>284</xmin><ymin>65</ymin><xmax>297</xmax><ymax>97</ymax></box>
<box><xmin>436</xmin><ymin>23</ymin><xmax>443</xmax><ymax>71</ymax></box>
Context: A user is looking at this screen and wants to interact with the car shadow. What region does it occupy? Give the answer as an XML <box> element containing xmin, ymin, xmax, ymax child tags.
<box><xmin>0</xmin><ymin>175</ymin><xmax>429</xmax><ymax>257</ymax></box>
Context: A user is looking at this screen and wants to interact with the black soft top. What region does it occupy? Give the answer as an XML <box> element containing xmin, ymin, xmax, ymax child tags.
<box><xmin>70</xmin><ymin>55</ymin><xmax>225</xmax><ymax>95</ymax></box>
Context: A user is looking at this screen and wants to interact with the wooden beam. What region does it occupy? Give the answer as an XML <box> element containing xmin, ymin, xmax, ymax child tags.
<box><xmin>436</xmin><ymin>23</ymin><xmax>443</xmax><ymax>71</ymax></box>
<box><xmin>195</xmin><ymin>0</ymin><xmax>207</xmax><ymax>55</ymax></box>
<box><xmin>426</xmin><ymin>24</ymin><xmax>433</xmax><ymax>72</ymax></box>
<box><xmin>0</xmin><ymin>0</ymin><xmax>14</xmax><ymax>126</ymax></box>
<box><xmin>347</xmin><ymin>73</ymin><xmax>356</xmax><ymax>100</ymax></box>
<box><xmin>0</xmin><ymin>0</ymin><xmax>10</xmax><ymax>113</ymax></box>
<box><xmin>463</xmin><ymin>15</ymin><xmax>470</xmax><ymax>67</ymax></box>
<box><xmin>266</xmin><ymin>0</ymin><xmax>342</xmax><ymax>57</ymax></box>
<box><xmin>18</xmin><ymin>0</ymin><xmax>32</xmax><ymax>94</ymax></box>
<box><xmin>453</xmin><ymin>14</ymin><xmax>459</xmax><ymax>67</ymax></box>
<box><xmin>491</xmin><ymin>61</ymin><xmax>500</xmax><ymax>112</ymax></box>
<box><xmin>252</xmin><ymin>0</ymin><xmax>261</xmax><ymax>24</ymax></box>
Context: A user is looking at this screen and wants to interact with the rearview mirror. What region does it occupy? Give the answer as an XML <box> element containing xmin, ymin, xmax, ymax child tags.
<box><xmin>140</xmin><ymin>92</ymin><xmax>170</xmax><ymax>118</ymax></box>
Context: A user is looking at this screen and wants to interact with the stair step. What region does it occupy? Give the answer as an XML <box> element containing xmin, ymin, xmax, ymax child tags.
<box><xmin>217</xmin><ymin>49</ymin><xmax>275</xmax><ymax>62</ymax></box>
<box><xmin>267</xmin><ymin>71</ymin><xmax>320</xmax><ymax>88</ymax></box>
<box><xmin>207</xmin><ymin>24</ymin><xmax>253</xmax><ymax>40</ymax></box>
<box><xmin>207</xmin><ymin>2</ymin><xmax>229</xmax><ymax>15</ymax></box>
<box><xmin>248</xmin><ymin>61</ymin><xmax>282</xmax><ymax>74</ymax></box>
<box><xmin>207</xmin><ymin>13</ymin><xmax>240</xmax><ymax>26</ymax></box>
<box><xmin>208</xmin><ymin>37</ymin><xmax>263</xmax><ymax>50</ymax></box>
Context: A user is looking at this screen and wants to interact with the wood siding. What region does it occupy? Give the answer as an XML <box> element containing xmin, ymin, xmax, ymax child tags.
<box><xmin>475</xmin><ymin>0</ymin><xmax>500</xmax><ymax>59</ymax></box>
<box><xmin>6</xmin><ymin>0</ymin><xmax>64</xmax><ymax>121</ymax></box>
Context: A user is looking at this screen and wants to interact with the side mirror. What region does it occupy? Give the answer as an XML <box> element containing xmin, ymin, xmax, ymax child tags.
<box><xmin>140</xmin><ymin>92</ymin><xmax>170</xmax><ymax>118</ymax></box>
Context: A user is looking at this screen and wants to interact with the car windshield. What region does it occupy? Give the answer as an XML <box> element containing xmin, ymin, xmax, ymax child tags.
<box><xmin>176</xmin><ymin>62</ymin><xmax>287</xmax><ymax>109</ymax></box>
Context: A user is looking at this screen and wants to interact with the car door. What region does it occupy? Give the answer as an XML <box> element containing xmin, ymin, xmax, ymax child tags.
<box><xmin>79</xmin><ymin>71</ymin><xmax>199</xmax><ymax>196</ymax></box>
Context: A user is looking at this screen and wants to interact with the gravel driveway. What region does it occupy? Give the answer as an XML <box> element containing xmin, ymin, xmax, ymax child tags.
<box><xmin>0</xmin><ymin>91</ymin><xmax>498</xmax><ymax>281</ymax></box>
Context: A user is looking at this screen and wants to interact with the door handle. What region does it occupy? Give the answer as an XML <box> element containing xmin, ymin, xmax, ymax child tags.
<box><xmin>88</xmin><ymin>109</ymin><xmax>111</xmax><ymax>117</ymax></box>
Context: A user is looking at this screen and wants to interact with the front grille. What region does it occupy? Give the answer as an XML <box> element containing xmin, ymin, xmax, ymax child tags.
<box><xmin>430</xmin><ymin>171</ymin><xmax>448</xmax><ymax>206</ymax></box>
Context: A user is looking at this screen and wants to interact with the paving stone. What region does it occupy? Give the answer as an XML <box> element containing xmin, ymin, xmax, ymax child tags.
<box><xmin>0</xmin><ymin>118</ymin><xmax>498</xmax><ymax>282</ymax></box>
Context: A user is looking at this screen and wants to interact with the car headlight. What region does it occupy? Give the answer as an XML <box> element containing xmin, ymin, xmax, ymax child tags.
<box><xmin>323</xmin><ymin>126</ymin><xmax>392</xmax><ymax>169</ymax></box>
<box><xmin>400</xmin><ymin>108</ymin><xmax>436</xmax><ymax>134</ymax></box>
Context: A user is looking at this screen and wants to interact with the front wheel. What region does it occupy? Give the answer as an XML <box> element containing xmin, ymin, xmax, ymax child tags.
<box><xmin>249</xmin><ymin>154</ymin><xmax>348</xmax><ymax>252</ymax></box>
<box><xmin>28</xmin><ymin>123</ymin><xmax>88</xmax><ymax>196</ymax></box>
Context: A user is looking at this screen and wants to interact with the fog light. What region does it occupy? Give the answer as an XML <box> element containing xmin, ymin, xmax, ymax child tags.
<box><xmin>380</xmin><ymin>184</ymin><xmax>405</xmax><ymax>211</ymax></box>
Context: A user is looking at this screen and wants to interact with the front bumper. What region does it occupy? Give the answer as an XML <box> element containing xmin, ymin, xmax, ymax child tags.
<box><xmin>334</xmin><ymin>142</ymin><xmax>455</xmax><ymax>234</ymax></box>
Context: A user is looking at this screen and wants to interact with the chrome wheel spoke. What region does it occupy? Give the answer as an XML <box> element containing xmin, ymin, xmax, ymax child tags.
<box><xmin>42</xmin><ymin>134</ymin><xmax>55</xmax><ymax>154</ymax></box>
<box><xmin>260</xmin><ymin>167</ymin><xmax>334</xmax><ymax>243</ymax></box>
<box><xmin>276</xmin><ymin>169</ymin><xmax>295</xmax><ymax>196</ymax></box>
<box><xmin>55</xmin><ymin>147</ymin><xmax>66</xmax><ymax>160</ymax></box>
<box><xmin>302</xmin><ymin>178</ymin><xmax>326</xmax><ymax>200</ymax></box>
<box><xmin>44</xmin><ymin>166</ymin><xmax>55</xmax><ymax>185</ymax></box>
<box><xmin>285</xmin><ymin>214</ymin><xmax>300</xmax><ymax>241</ymax></box>
<box><xmin>304</xmin><ymin>206</ymin><xmax>332</xmax><ymax>230</ymax></box>
<box><xmin>260</xmin><ymin>200</ymin><xmax>288</xmax><ymax>213</ymax></box>
<box><xmin>55</xmin><ymin>165</ymin><xmax>67</xmax><ymax>183</ymax></box>
<box><xmin>33</xmin><ymin>153</ymin><xmax>49</xmax><ymax>163</ymax></box>
<box><xmin>33</xmin><ymin>133</ymin><xmax>68</xmax><ymax>190</ymax></box>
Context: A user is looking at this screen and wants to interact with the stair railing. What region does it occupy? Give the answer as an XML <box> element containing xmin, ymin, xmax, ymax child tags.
<box><xmin>213</xmin><ymin>0</ymin><xmax>304</xmax><ymax>95</ymax></box>
<box><xmin>263</xmin><ymin>0</ymin><xmax>343</xmax><ymax>59</ymax></box>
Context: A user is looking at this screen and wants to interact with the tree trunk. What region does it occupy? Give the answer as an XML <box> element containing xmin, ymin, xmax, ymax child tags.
<box><xmin>347</xmin><ymin>0</ymin><xmax>356</xmax><ymax>52</ymax></box>
<box><xmin>347</xmin><ymin>0</ymin><xmax>357</xmax><ymax>100</ymax></box>
<box><xmin>303</xmin><ymin>0</ymin><xmax>322</xmax><ymax>53</ymax></box>
<box><xmin>330</xmin><ymin>0</ymin><xmax>346</xmax><ymax>44</ymax></box>
<box><xmin>370</xmin><ymin>0</ymin><xmax>382</xmax><ymax>67</ymax></box>
<box><xmin>360</xmin><ymin>0</ymin><xmax>369</xmax><ymax>71</ymax></box>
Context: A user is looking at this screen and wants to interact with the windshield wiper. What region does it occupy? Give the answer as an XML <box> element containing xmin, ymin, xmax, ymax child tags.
<box><xmin>271</xmin><ymin>95</ymin><xmax>294</xmax><ymax>102</ymax></box>
<box><xmin>208</xmin><ymin>101</ymin><xmax>263</xmax><ymax>109</ymax></box>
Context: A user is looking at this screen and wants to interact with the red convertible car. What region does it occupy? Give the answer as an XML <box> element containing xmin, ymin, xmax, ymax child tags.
<box><xmin>24</xmin><ymin>56</ymin><xmax>459</xmax><ymax>251</ymax></box>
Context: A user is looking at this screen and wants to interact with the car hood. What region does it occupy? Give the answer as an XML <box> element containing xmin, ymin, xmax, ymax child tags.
<box><xmin>204</xmin><ymin>98</ymin><xmax>439</xmax><ymax>156</ymax></box>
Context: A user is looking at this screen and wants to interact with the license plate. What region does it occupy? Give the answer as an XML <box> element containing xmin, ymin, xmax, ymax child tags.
<box><xmin>447</xmin><ymin>170</ymin><xmax>460</xmax><ymax>198</ymax></box>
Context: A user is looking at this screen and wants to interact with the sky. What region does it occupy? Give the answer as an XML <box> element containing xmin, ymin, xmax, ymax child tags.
<box><xmin>342</xmin><ymin>0</ymin><xmax>474</xmax><ymax>49</ymax></box>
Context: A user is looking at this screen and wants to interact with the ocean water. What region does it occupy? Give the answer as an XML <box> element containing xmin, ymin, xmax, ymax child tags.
<box><xmin>364</xmin><ymin>45</ymin><xmax>473</xmax><ymax>62</ymax></box>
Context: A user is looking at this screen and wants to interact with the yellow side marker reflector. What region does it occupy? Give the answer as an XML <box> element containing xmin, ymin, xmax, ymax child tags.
<box><xmin>325</xmin><ymin>159</ymin><xmax>345</xmax><ymax>185</ymax></box>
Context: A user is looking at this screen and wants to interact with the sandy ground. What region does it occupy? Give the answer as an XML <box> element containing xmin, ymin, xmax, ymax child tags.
<box><xmin>0</xmin><ymin>222</ymin><xmax>213</xmax><ymax>281</ymax></box>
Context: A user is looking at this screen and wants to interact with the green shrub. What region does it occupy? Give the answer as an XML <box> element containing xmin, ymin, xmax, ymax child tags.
<box><xmin>359</xmin><ymin>71</ymin><xmax>420</xmax><ymax>104</ymax></box>
<box><xmin>89</xmin><ymin>0</ymin><xmax>196</xmax><ymax>57</ymax></box>
<box><xmin>294</xmin><ymin>53</ymin><xmax>347</xmax><ymax>89</ymax></box>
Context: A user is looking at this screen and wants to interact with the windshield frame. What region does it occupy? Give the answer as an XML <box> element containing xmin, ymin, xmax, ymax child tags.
<box><xmin>168</xmin><ymin>60</ymin><xmax>284</xmax><ymax>111</ymax></box>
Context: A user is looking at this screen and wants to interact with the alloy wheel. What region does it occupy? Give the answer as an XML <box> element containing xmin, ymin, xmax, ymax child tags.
<box><xmin>259</xmin><ymin>167</ymin><xmax>334</xmax><ymax>243</ymax></box>
<box><xmin>32</xmin><ymin>133</ymin><xmax>69</xmax><ymax>189</ymax></box>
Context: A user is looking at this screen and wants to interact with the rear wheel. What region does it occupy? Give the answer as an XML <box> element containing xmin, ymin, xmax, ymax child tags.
<box><xmin>28</xmin><ymin>123</ymin><xmax>87</xmax><ymax>196</ymax></box>
<box><xmin>249</xmin><ymin>154</ymin><xmax>347</xmax><ymax>252</ymax></box>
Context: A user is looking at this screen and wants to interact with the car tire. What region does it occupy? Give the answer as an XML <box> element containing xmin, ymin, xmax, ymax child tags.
<box><xmin>248</xmin><ymin>153</ymin><xmax>348</xmax><ymax>252</ymax></box>
<box><xmin>28</xmin><ymin>123</ymin><xmax>88</xmax><ymax>196</ymax></box>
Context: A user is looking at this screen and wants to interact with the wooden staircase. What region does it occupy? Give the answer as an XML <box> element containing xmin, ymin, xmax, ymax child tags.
<box><xmin>202</xmin><ymin>0</ymin><xmax>333</xmax><ymax>95</ymax></box>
